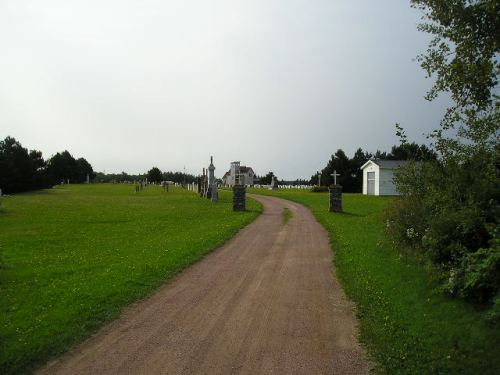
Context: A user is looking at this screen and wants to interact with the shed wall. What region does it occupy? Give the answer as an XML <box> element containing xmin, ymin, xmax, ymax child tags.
<box><xmin>379</xmin><ymin>168</ymin><xmax>399</xmax><ymax>196</ymax></box>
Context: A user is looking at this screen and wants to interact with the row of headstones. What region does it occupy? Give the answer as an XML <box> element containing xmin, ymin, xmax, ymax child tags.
<box><xmin>134</xmin><ymin>180</ymin><xmax>186</xmax><ymax>193</ymax></box>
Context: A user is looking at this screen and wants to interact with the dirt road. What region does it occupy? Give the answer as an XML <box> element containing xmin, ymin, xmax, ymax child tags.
<box><xmin>39</xmin><ymin>195</ymin><xmax>371</xmax><ymax>375</ymax></box>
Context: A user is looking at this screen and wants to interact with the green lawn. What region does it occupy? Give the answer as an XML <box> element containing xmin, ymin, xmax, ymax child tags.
<box><xmin>0</xmin><ymin>184</ymin><xmax>261</xmax><ymax>375</ymax></box>
<box><xmin>250</xmin><ymin>188</ymin><xmax>500</xmax><ymax>375</ymax></box>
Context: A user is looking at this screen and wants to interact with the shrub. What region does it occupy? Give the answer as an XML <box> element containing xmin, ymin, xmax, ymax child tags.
<box><xmin>386</xmin><ymin>152</ymin><xmax>499</xmax><ymax>311</ymax></box>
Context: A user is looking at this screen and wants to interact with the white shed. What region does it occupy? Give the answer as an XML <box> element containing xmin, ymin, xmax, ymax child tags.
<box><xmin>360</xmin><ymin>160</ymin><xmax>409</xmax><ymax>196</ymax></box>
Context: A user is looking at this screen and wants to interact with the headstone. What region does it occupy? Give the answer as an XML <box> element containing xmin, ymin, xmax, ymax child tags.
<box><xmin>329</xmin><ymin>184</ymin><xmax>343</xmax><ymax>212</ymax></box>
<box><xmin>233</xmin><ymin>185</ymin><xmax>246</xmax><ymax>211</ymax></box>
<box><xmin>86</xmin><ymin>174</ymin><xmax>90</xmax><ymax>184</ymax></box>
<box><xmin>200</xmin><ymin>168</ymin><xmax>206</xmax><ymax>197</ymax></box>
<box><xmin>208</xmin><ymin>156</ymin><xmax>218</xmax><ymax>202</ymax></box>
<box><xmin>270</xmin><ymin>175</ymin><xmax>278</xmax><ymax>190</ymax></box>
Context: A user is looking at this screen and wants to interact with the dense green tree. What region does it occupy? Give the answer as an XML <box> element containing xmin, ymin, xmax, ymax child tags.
<box><xmin>321</xmin><ymin>149</ymin><xmax>352</xmax><ymax>189</ymax></box>
<box><xmin>147</xmin><ymin>167</ymin><xmax>162</xmax><ymax>183</ymax></box>
<box><xmin>411</xmin><ymin>0</ymin><xmax>499</xmax><ymax>155</ymax></box>
<box><xmin>258</xmin><ymin>171</ymin><xmax>275</xmax><ymax>185</ymax></box>
<box><xmin>387</xmin><ymin>0</ymin><xmax>500</xmax><ymax>312</ymax></box>
<box><xmin>310</xmin><ymin>149</ymin><xmax>371</xmax><ymax>192</ymax></box>
<box><xmin>387</xmin><ymin>142</ymin><xmax>437</xmax><ymax>161</ymax></box>
<box><xmin>162</xmin><ymin>171</ymin><xmax>196</xmax><ymax>184</ymax></box>
<box><xmin>0</xmin><ymin>137</ymin><xmax>49</xmax><ymax>193</ymax></box>
<box><xmin>75</xmin><ymin>158</ymin><xmax>95</xmax><ymax>182</ymax></box>
<box><xmin>350</xmin><ymin>148</ymin><xmax>372</xmax><ymax>191</ymax></box>
<box><xmin>46</xmin><ymin>151</ymin><xmax>78</xmax><ymax>183</ymax></box>
<box><xmin>46</xmin><ymin>151</ymin><xmax>95</xmax><ymax>184</ymax></box>
<box><xmin>29</xmin><ymin>150</ymin><xmax>46</xmax><ymax>170</ymax></box>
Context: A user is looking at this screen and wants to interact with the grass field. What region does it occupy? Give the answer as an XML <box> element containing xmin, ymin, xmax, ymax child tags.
<box><xmin>250</xmin><ymin>188</ymin><xmax>500</xmax><ymax>374</ymax></box>
<box><xmin>0</xmin><ymin>184</ymin><xmax>261</xmax><ymax>375</ymax></box>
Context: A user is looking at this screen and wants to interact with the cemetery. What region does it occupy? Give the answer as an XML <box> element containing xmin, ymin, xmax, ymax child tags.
<box><xmin>0</xmin><ymin>177</ymin><xmax>498</xmax><ymax>374</ymax></box>
<box><xmin>1</xmin><ymin>1</ymin><xmax>498</xmax><ymax>374</ymax></box>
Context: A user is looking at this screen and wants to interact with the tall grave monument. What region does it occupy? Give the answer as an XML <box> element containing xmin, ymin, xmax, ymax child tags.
<box><xmin>208</xmin><ymin>156</ymin><xmax>218</xmax><ymax>202</ymax></box>
<box><xmin>270</xmin><ymin>175</ymin><xmax>278</xmax><ymax>190</ymax></box>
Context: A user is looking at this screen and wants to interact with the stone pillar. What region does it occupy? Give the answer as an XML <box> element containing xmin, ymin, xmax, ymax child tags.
<box><xmin>233</xmin><ymin>185</ymin><xmax>246</xmax><ymax>211</ymax></box>
<box><xmin>329</xmin><ymin>185</ymin><xmax>342</xmax><ymax>212</ymax></box>
<box><xmin>208</xmin><ymin>156</ymin><xmax>218</xmax><ymax>202</ymax></box>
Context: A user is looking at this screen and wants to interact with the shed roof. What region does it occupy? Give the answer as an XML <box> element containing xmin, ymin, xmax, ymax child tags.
<box><xmin>360</xmin><ymin>159</ymin><xmax>410</xmax><ymax>170</ymax></box>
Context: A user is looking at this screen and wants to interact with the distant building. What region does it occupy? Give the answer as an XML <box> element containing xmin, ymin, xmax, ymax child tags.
<box><xmin>360</xmin><ymin>160</ymin><xmax>410</xmax><ymax>196</ymax></box>
<box><xmin>222</xmin><ymin>161</ymin><xmax>256</xmax><ymax>186</ymax></box>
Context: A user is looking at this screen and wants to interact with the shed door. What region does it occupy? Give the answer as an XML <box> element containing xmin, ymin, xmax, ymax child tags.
<box><xmin>367</xmin><ymin>172</ymin><xmax>375</xmax><ymax>195</ymax></box>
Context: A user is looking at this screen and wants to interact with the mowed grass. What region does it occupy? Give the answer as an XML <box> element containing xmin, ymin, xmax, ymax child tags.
<box><xmin>0</xmin><ymin>184</ymin><xmax>261</xmax><ymax>375</ymax></box>
<box><xmin>250</xmin><ymin>188</ymin><xmax>500</xmax><ymax>374</ymax></box>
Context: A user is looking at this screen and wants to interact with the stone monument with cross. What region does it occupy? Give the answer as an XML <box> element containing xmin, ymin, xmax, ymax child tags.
<box><xmin>329</xmin><ymin>170</ymin><xmax>342</xmax><ymax>212</ymax></box>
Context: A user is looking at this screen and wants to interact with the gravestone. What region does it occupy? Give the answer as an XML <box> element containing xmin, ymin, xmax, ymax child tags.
<box><xmin>270</xmin><ymin>175</ymin><xmax>278</xmax><ymax>190</ymax></box>
<box><xmin>200</xmin><ymin>168</ymin><xmax>207</xmax><ymax>197</ymax></box>
<box><xmin>329</xmin><ymin>185</ymin><xmax>342</xmax><ymax>212</ymax></box>
<box><xmin>233</xmin><ymin>185</ymin><xmax>246</xmax><ymax>211</ymax></box>
<box><xmin>86</xmin><ymin>174</ymin><xmax>90</xmax><ymax>184</ymax></box>
<box><xmin>208</xmin><ymin>156</ymin><xmax>218</xmax><ymax>202</ymax></box>
<box><xmin>329</xmin><ymin>170</ymin><xmax>342</xmax><ymax>212</ymax></box>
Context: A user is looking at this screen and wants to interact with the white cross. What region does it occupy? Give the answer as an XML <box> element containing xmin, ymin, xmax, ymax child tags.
<box><xmin>317</xmin><ymin>171</ymin><xmax>321</xmax><ymax>186</ymax></box>
<box><xmin>331</xmin><ymin>170</ymin><xmax>340</xmax><ymax>185</ymax></box>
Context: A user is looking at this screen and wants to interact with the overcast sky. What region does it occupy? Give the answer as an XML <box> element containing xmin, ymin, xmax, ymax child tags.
<box><xmin>0</xmin><ymin>0</ymin><xmax>450</xmax><ymax>179</ymax></box>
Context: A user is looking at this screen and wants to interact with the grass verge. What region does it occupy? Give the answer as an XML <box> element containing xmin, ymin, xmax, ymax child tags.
<box><xmin>282</xmin><ymin>207</ymin><xmax>292</xmax><ymax>225</ymax></box>
<box><xmin>249</xmin><ymin>188</ymin><xmax>500</xmax><ymax>374</ymax></box>
<box><xmin>0</xmin><ymin>184</ymin><xmax>262</xmax><ymax>375</ymax></box>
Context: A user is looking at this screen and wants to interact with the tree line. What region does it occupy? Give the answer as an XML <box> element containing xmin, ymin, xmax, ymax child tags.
<box><xmin>258</xmin><ymin>142</ymin><xmax>436</xmax><ymax>191</ymax></box>
<box><xmin>94</xmin><ymin>167</ymin><xmax>197</xmax><ymax>184</ymax></box>
<box><xmin>0</xmin><ymin>136</ymin><xmax>95</xmax><ymax>194</ymax></box>
<box><xmin>310</xmin><ymin>142</ymin><xmax>436</xmax><ymax>192</ymax></box>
